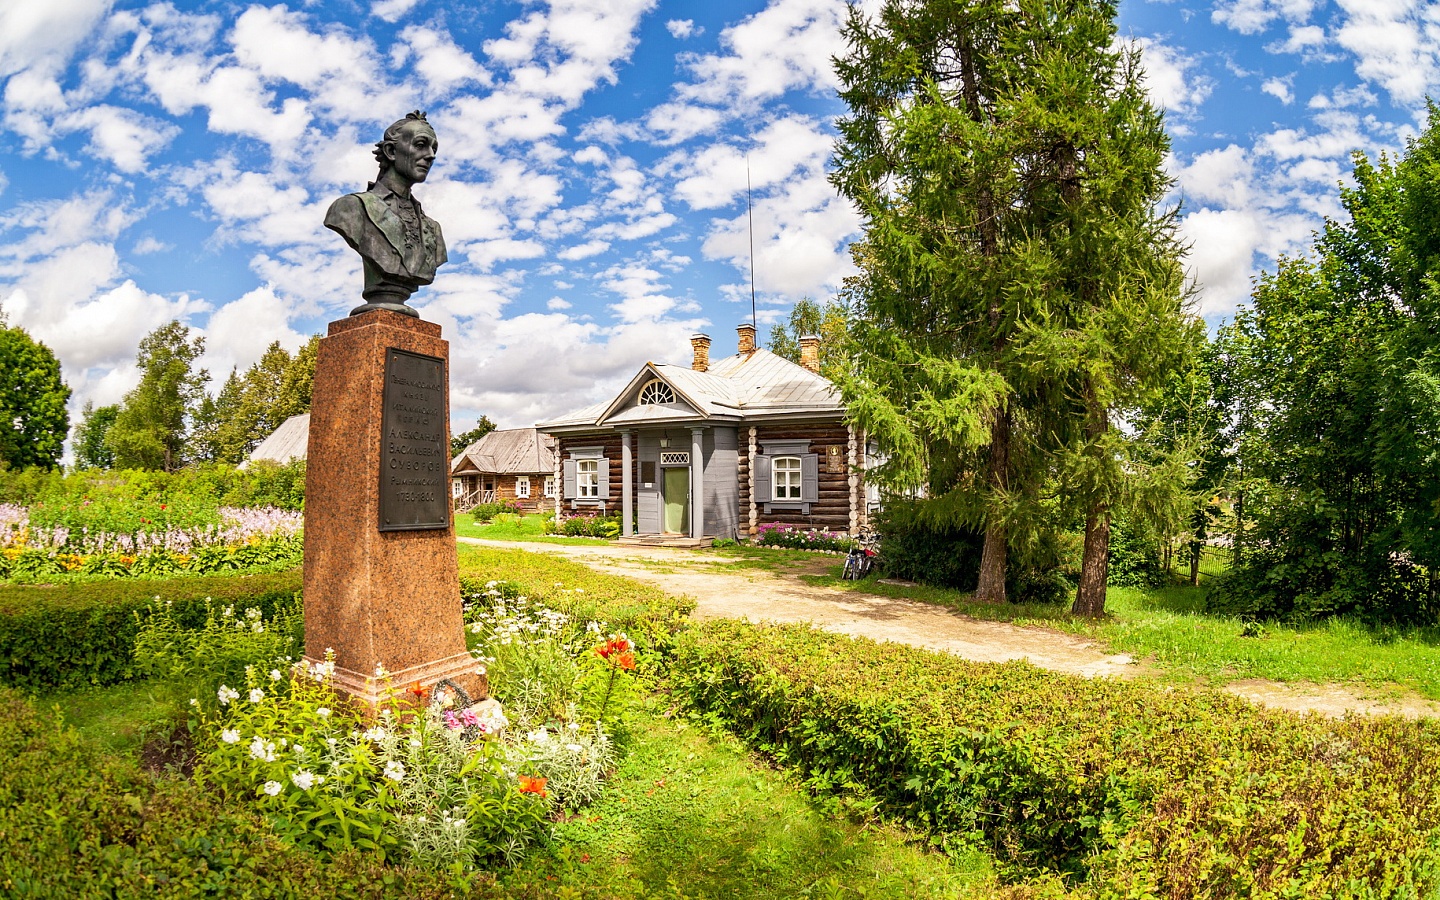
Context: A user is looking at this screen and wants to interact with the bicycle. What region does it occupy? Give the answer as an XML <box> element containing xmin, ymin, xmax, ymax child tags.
<box><xmin>842</xmin><ymin>526</ymin><xmax>880</xmax><ymax>580</ymax></box>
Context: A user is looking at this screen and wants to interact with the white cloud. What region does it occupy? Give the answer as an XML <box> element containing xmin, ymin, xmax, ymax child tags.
<box><xmin>1262</xmin><ymin>75</ymin><xmax>1295</xmax><ymax>104</ymax></box>
<box><xmin>396</xmin><ymin>26</ymin><xmax>491</xmax><ymax>96</ymax></box>
<box><xmin>1333</xmin><ymin>0</ymin><xmax>1440</xmax><ymax>106</ymax></box>
<box><xmin>1213</xmin><ymin>0</ymin><xmax>1322</xmax><ymax>35</ymax></box>
<box><xmin>666</xmin><ymin>19</ymin><xmax>699</xmax><ymax>39</ymax></box>
<box><xmin>559</xmin><ymin>240</ymin><xmax>610</xmax><ymax>260</ymax></box>
<box><xmin>60</xmin><ymin>104</ymin><xmax>179</xmax><ymax>172</ymax></box>
<box><xmin>372</xmin><ymin>0</ymin><xmax>422</xmax><ymax>24</ymax></box>
<box><xmin>677</xmin><ymin>0</ymin><xmax>846</xmax><ymax>108</ymax></box>
<box><xmin>199</xmin><ymin>285</ymin><xmax>307</xmax><ymax>379</ymax></box>
<box><xmin>1133</xmin><ymin>37</ymin><xmax>1214</xmax><ymax>114</ymax></box>
<box><xmin>131</xmin><ymin>236</ymin><xmax>170</xmax><ymax>254</ymax></box>
<box><xmin>0</xmin><ymin>0</ymin><xmax>111</xmax><ymax>79</ymax></box>
<box><xmin>547</xmin><ymin>297</ymin><xmax>572</xmax><ymax>310</ymax></box>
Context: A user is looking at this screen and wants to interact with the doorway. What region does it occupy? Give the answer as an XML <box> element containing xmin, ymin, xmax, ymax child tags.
<box><xmin>663</xmin><ymin>467</ymin><xmax>690</xmax><ymax>534</ymax></box>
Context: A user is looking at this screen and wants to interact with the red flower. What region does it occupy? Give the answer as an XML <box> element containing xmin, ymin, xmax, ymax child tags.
<box><xmin>596</xmin><ymin>636</ymin><xmax>633</xmax><ymax>660</ymax></box>
<box><xmin>616</xmin><ymin>652</ymin><xmax>636</xmax><ymax>672</ymax></box>
<box><xmin>408</xmin><ymin>681</ymin><xmax>428</xmax><ymax>702</ymax></box>
<box><xmin>518</xmin><ymin>775</ymin><xmax>548</xmax><ymax>797</ymax></box>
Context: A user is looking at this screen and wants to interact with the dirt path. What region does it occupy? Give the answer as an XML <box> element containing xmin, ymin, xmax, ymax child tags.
<box><xmin>460</xmin><ymin>538</ymin><xmax>1440</xmax><ymax>718</ymax></box>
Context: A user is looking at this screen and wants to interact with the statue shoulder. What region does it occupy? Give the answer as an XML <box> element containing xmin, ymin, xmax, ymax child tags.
<box><xmin>324</xmin><ymin>192</ymin><xmax>367</xmax><ymax>236</ymax></box>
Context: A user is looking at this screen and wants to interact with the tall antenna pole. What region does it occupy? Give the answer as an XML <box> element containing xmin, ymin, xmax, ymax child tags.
<box><xmin>746</xmin><ymin>154</ymin><xmax>757</xmax><ymax>330</ymax></box>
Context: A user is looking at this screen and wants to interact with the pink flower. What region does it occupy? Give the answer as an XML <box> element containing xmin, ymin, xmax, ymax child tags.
<box><xmin>443</xmin><ymin>710</ymin><xmax>461</xmax><ymax>730</ymax></box>
<box><xmin>460</xmin><ymin>708</ymin><xmax>478</xmax><ymax>727</ymax></box>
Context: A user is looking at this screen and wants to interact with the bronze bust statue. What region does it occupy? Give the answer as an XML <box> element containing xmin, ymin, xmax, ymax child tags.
<box><xmin>325</xmin><ymin>111</ymin><xmax>448</xmax><ymax>318</ymax></box>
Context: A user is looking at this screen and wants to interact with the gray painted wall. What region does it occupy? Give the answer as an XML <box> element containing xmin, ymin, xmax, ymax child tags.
<box><xmin>704</xmin><ymin>427</ymin><xmax>740</xmax><ymax>539</ymax></box>
<box><xmin>636</xmin><ymin>432</ymin><xmax>662</xmax><ymax>534</ymax></box>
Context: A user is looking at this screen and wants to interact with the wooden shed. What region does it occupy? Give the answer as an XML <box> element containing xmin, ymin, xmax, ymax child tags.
<box><xmin>449</xmin><ymin>428</ymin><xmax>557</xmax><ymax>513</ymax></box>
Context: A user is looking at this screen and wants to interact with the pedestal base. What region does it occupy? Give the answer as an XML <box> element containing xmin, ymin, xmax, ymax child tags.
<box><xmin>307</xmin><ymin>650</ymin><xmax>487</xmax><ymax>706</ymax></box>
<box><xmin>303</xmin><ymin>309</ymin><xmax>481</xmax><ymax>705</ymax></box>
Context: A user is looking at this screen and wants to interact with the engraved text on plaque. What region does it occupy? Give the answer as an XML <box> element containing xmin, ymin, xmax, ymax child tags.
<box><xmin>379</xmin><ymin>348</ymin><xmax>449</xmax><ymax>531</ymax></box>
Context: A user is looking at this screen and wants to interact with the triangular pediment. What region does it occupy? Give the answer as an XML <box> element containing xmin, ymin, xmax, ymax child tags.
<box><xmin>596</xmin><ymin>364</ymin><xmax>706</xmax><ymax>425</ymax></box>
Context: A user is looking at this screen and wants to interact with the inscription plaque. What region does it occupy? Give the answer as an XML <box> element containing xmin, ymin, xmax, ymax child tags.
<box><xmin>379</xmin><ymin>348</ymin><xmax>450</xmax><ymax>531</ymax></box>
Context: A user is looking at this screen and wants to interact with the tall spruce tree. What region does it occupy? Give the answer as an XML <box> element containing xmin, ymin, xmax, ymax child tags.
<box><xmin>831</xmin><ymin>0</ymin><xmax>1194</xmax><ymax>612</ymax></box>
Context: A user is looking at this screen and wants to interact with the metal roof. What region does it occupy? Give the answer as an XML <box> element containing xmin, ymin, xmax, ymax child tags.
<box><xmin>242</xmin><ymin>413</ymin><xmax>310</xmax><ymax>469</ymax></box>
<box><xmin>450</xmin><ymin>428</ymin><xmax>556</xmax><ymax>476</ymax></box>
<box><xmin>537</xmin><ymin>347</ymin><xmax>843</xmax><ymax>431</ymax></box>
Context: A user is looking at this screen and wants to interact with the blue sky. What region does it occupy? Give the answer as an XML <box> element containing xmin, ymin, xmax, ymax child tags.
<box><xmin>0</xmin><ymin>0</ymin><xmax>1435</xmax><ymax>436</ymax></box>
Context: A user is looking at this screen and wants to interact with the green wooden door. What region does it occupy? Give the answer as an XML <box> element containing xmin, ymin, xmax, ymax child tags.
<box><xmin>663</xmin><ymin>467</ymin><xmax>689</xmax><ymax>534</ymax></box>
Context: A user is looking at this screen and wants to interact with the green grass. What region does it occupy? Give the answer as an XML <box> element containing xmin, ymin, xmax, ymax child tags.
<box><xmin>807</xmin><ymin>548</ymin><xmax>1440</xmax><ymax>700</ymax></box>
<box><xmin>39</xmin><ymin>678</ymin><xmax>189</xmax><ymax>756</ymax></box>
<box><xmin>456</xmin><ymin>515</ymin><xmax>610</xmax><ymax>545</ymax></box>
<box><xmin>504</xmin><ymin>696</ymin><xmax>993</xmax><ymax>900</ymax></box>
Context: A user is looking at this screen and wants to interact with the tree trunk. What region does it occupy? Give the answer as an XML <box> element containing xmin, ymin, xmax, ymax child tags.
<box><xmin>975</xmin><ymin>406</ymin><xmax>1010</xmax><ymax>603</ymax></box>
<box><xmin>1073</xmin><ymin>391</ymin><xmax>1109</xmax><ymax>616</ymax></box>
<box><xmin>1072</xmin><ymin>506</ymin><xmax>1110</xmax><ymax>616</ymax></box>
<box><xmin>1189</xmin><ymin>544</ymin><xmax>1201</xmax><ymax>586</ymax></box>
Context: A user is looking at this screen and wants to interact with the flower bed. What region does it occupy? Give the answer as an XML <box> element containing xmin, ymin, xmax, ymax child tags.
<box><xmin>0</xmin><ymin>504</ymin><xmax>302</xmax><ymax>582</ymax></box>
<box><xmin>754</xmin><ymin>521</ymin><xmax>854</xmax><ymax>552</ymax></box>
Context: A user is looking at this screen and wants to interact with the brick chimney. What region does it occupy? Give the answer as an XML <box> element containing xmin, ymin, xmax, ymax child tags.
<box><xmin>736</xmin><ymin>322</ymin><xmax>757</xmax><ymax>355</ymax></box>
<box><xmin>799</xmin><ymin>334</ymin><xmax>820</xmax><ymax>373</ymax></box>
<box><xmin>690</xmin><ymin>333</ymin><xmax>711</xmax><ymax>372</ymax></box>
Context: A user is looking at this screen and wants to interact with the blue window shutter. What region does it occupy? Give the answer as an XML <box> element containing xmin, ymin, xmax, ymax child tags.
<box><xmin>800</xmin><ymin>454</ymin><xmax>819</xmax><ymax>503</ymax></box>
<box><xmin>753</xmin><ymin>454</ymin><xmax>771</xmax><ymax>503</ymax></box>
<box><xmin>598</xmin><ymin>457</ymin><xmax>611</xmax><ymax>499</ymax></box>
<box><xmin>563</xmin><ymin>459</ymin><xmax>577</xmax><ymax>499</ymax></box>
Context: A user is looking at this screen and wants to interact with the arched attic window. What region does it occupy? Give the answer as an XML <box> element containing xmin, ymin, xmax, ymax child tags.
<box><xmin>638</xmin><ymin>379</ymin><xmax>676</xmax><ymax>405</ymax></box>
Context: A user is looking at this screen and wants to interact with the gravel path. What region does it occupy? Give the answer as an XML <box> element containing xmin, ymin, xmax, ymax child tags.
<box><xmin>460</xmin><ymin>538</ymin><xmax>1440</xmax><ymax>718</ymax></box>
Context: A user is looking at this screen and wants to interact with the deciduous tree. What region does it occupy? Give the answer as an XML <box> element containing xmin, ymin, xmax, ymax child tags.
<box><xmin>108</xmin><ymin>321</ymin><xmax>209</xmax><ymax>472</ymax></box>
<box><xmin>0</xmin><ymin>318</ymin><xmax>70</xmax><ymax>470</ymax></box>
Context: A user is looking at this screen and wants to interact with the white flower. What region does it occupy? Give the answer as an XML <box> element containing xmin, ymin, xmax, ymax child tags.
<box><xmin>316</xmin><ymin>707</ymin><xmax>331</xmax><ymax>718</ymax></box>
<box><xmin>188</xmin><ymin>698</ymin><xmax>199</xmax><ymax>708</ymax></box>
<box><xmin>248</xmin><ymin>688</ymin><xmax>265</xmax><ymax>704</ymax></box>
<box><xmin>248</xmin><ymin>737</ymin><xmax>276</xmax><ymax>762</ymax></box>
<box><xmin>261</xmin><ymin>781</ymin><xmax>282</xmax><ymax>796</ymax></box>
<box><xmin>291</xmin><ymin>769</ymin><xmax>316</xmax><ymax>790</ymax></box>
<box><xmin>217</xmin><ymin>685</ymin><xmax>240</xmax><ymax>706</ymax></box>
<box><xmin>383</xmin><ymin>760</ymin><xmax>406</xmax><ymax>781</ymax></box>
<box><xmin>408</xmin><ymin>737</ymin><xmax>422</xmax><ymax>749</ymax></box>
<box><xmin>476</xmin><ymin>665</ymin><xmax>487</xmax><ymax>676</ymax></box>
<box><xmin>269</xmin><ymin>669</ymin><xmax>282</xmax><ymax>682</ymax></box>
<box><xmin>221</xmin><ymin>729</ymin><xmax>240</xmax><ymax>744</ymax></box>
<box><xmin>565</xmin><ymin>743</ymin><xmax>583</xmax><ymax>753</ymax></box>
<box><xmin>364</xmin><ymin>726</ymin><xmax>387</xmax><ymax>742</ymax></box>
<box><xmin>374</xmin><ymin>663</ymin><xmax>388</xmax><ymax>678</ymax></box>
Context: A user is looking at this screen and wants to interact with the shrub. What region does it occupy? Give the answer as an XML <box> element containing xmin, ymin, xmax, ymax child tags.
<box><xmin>0</xmin><ymin>569</ymin><xmax>301</xmax><ymax>690</ymax></box>
<box><xmin>754</xmin><ymin>522</ymin><xmax>853</xmax><ymax>552</ymax></box>
<box><xmin>672</xmin><ymin>620</ymin><xmax>1440</xmax><ymax>894</ymax></box>
<box><xmin>560</xmin><ymin>514</ymin><xmax>620</xmax><ymax>539</ymax></box>
<box><xmin>0</xmin><ymin>687</ymin><xmax>517</xmax><ymax>898</ymax></box>
<box><xmin>134</xmin><ymin>595</ymin><xmax>305</xmax><ymax>696</ymax></box>
<box><xmin>471</xmin><ymin>500</ymin><xmax>521</xmax><ymax>523</ymax></box>
<box><xmin>1105</xmin><ymin>512</ymin><xmax>1167</xmax><ymax>588</ymax></box>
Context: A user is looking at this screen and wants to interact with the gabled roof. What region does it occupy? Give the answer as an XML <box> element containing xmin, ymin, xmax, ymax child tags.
<box><xmin>450</xmin><ymin>428</ymin><xmax>556</xmax><ymax>476</ymax></box>
<box><xmin>537</xmin><ymin>347</ymin><xmax>842</xmax><ymax>431</ymax></box>
<box><xmin>242</xmin><ymin>413</ymin><xmax>309</xmax><ymax>469</ymax></box>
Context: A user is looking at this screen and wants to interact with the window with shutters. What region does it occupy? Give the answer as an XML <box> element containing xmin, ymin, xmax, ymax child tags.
<box><xmin>516</xmin><ymin>476</ymin><xmax>530</xmax><ymax>498</ymax></box>
<box><xmin>772</xmin><ymin>456</ymin><xmax>802</xmax><ymax>499</ymax></box>
<box><xmin>543</xmin><ymin>475</ymin><xmax>556</xmax><ymax>497</ymax></box>
<box><xmin>577</xmin><ymin>459</ymin><xmax>599</xmax><ymax>498</ymax></box>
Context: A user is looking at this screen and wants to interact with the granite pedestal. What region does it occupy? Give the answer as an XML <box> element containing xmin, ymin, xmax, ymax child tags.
<box><xmin>302</xmin><ymin>309</ymin><xmax>484</xmax><ymax>705</ymax></box>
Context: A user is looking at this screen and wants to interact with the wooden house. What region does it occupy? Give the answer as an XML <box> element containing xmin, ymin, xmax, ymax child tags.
<box><xmin>449</xmin><ymin>428</ymin><xmax>558</xmax><ymax>513</ymax></box>
<box><xmin>537</xmin><ymin>324</ymin><xmax>870</xmax><ymax>543</ymax></box>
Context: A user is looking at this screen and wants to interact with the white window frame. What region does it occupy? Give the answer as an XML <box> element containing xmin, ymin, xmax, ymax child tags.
<box><xmin>543</xmin><ymin>475</ymin><xmax>557</xmax><ymax>498</ymax></box>
<box><xmin>773</xmin><ymin>456</ymin><xmax>802</xmax><ymax>500</ymax></box>
<box><xmin>451</xmin><ymin>480</ymin><xmax>463</xmax><ymax>498</ymax></box>
<box><xmin>577</xmin><ymin>458</ymin><xmax>600</xmax><ymax>498</ymax></box>
<box><xmin>638</xmin><ymin>379</ymin><xmax>676</xmax><ymax>405</ymax></box>
<box><xmin>516</xmin><ymin>476</ymin><xmax>530</xmax><ymax>499</ymax></box>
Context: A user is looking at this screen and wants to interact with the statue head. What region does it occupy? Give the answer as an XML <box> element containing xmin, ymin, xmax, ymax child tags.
<box><xmin>373</xmin><ymin>110</ymin><xmax>438</xmax><ymax>185</ymax></box>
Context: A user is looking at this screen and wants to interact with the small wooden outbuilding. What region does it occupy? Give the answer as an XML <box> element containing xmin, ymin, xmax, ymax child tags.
<box><xmin>449</xmin><ymin>428</ymin><xmax>557</xmax><ymax>513</ymax></box>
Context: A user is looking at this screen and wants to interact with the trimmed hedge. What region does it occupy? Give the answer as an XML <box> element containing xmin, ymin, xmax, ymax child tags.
<box><xmin>673</xmin><ymin>621</ymin><xmax>1440</xmax><ymax>896</ymax></box>
<box><xmin>0</xmin><ymin>569</ymin><xmax>301</xmax><ymax>691</ymax></box>
<box><xmin>0</xmin><ymin>688</ymin><xmax>525</xmax><ymax>899</ymax></box>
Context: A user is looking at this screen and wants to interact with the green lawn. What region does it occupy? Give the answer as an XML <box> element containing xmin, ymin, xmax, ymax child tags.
<box><xmin>455</xmin><ymin>514</ymin><xmax>610</xmax><ymax>545</ymax></box>
<box><xmin>804</xmin><ymin>549</ymin><xmax>1440</xmax><ymax>700</ymax></box>
<box><xmin>503</xmin><ymin>696</ymin><xmax>992</xmax><ymax>900</ymax></box>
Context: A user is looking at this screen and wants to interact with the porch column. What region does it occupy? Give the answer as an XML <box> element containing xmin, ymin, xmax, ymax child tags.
<box><xmin>620</xmin><ymin>430</ymin><xmax>633</xmax><ymax>538</ymax></box>
<box><xmin>690</xmin><ymin>426</ymin><xmax>705</xmax><ymax>539</ymax></box>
